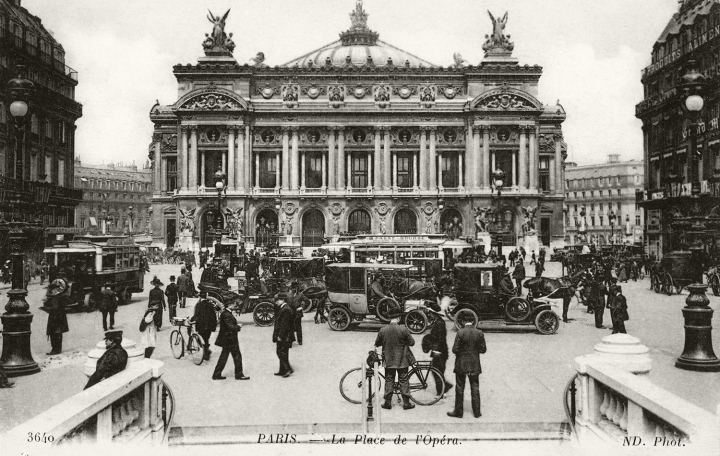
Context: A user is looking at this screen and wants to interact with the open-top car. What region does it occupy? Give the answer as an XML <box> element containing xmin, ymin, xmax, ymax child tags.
<box><xmin>324</xmin><ymin>264</ymin><xmax>438</xmax><ymax>333</ymax></box>
<box><xmin>448</xmin><ymin>264</ymin><xmax>560</xmax><ymax>335</ymax></box>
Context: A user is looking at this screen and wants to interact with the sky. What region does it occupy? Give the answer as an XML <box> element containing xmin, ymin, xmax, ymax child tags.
<box><xmin>23</xmin><ymin>0</ymin><xmax>680</xmax><ymax>167</ymax></box>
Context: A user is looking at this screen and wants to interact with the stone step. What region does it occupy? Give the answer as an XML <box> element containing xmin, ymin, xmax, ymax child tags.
<box><xmin>169</xmin><ymin>421</ymin><xmax>571</xmax><ymax>446</ymax></box>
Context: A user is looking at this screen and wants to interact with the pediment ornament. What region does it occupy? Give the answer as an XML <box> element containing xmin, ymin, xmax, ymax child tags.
<box><xmin>180</xmin><ymin>93</ymin><xmax>242</xmax><ymax>111</ymax></box>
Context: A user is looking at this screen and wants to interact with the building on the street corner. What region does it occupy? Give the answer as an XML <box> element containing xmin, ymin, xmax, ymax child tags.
<box><xmin>564</xmin><ymin>155</ymin><xmax>645</xmax><ymax>248</ymax></box>
<box><xmin>0</xmin><ymin>0</ymin><xmax>83</xmax><ymax>260</ymax></box>
<box><xmin>73</xmin><ymin>158</ymin><xmax>153</xmax><ymax>235</ymax></box>
<box><xmin>149</xmin><ymin>2</ymin><xmax>567</xmax><ymax>252</ymax></box>
<box><xmin>636</xmin><ymin>0</ymin><xmax>720</xmax><ymax>256</ymax></box>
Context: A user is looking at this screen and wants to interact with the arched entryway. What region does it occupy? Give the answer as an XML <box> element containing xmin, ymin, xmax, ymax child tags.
<box><xmin>394</xmin><ymin>209</ymin><xmax>417</xmax><ymax>234</ymax></box>
<box><xmin>347</xmin><ymin>209</ymin><xmax>371</xmax><ymax>235</ymax></box>
<box><xmin>302</xmin><ymin>209</ymin><xmax>325</xmax><ymax>247</ymax></box>
<box><xmin>440</xmin><ymin>209</ymin><xmax>463</xmax><ymax>239</ymax></box>
<box><xmin>255</xmin><ymin>208</ymin><xmax>279</xmax><ymax>248</ymax></box>
<box><xmin>201</xmin><ymin>208</ymin><xmax>224</xmax><ymax>248</ymax></box>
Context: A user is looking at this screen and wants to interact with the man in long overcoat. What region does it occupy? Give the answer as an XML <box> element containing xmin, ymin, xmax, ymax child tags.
<box><xmin>212</xmin><ymin>300</ymin><xmax>249</xmax><ymax>380</ymax></box>
<box><xmin>448</xmin><ymin>317</ymin><xmax>487</xmax><ymax>419</ymax></box>
<box><xmin>45</xmin><ymin>294</ymin><xmax>69</xmax><ymax>355</ymax></box>
<box><xmin>84</xmin><ymin>330</ymin><xmax>128</xmax><ymax>390</ymax></box>
<box><xmin>177</xmin><ymin>268</ymin><xmax>189</xmax><ymax>308</ymax></box>
<box><xmin>287</xmin><ymin>282</ymin><xmax>309</xmax><ymax>345</ymax></box>
<box><xmin>99</xmin><ymin>282</ymin><xmax>118</xmax><ymax>331</ymax></box>
<box><xmin>512</xmin><ymin>262</ymin><xmax>525</xmax><ymax>296</ymax></box>
<box><xmin>423</xmin><ymin>307</ymin><xmax>453</xmax><ymax>396</ymax></box>
<box><xmin>273</xmin><ymin>292</ymin><xmax>296</xmax><ymax>377</ymax></box>
<box><xmin>374</xmin><ymin>308</ymin><xmax>416</xmax><ymax>410</ymax></box>
<box><xmin>192</xmin><ymin>291</ymin><xmax>218</xmax><ymax>360</ymax></box>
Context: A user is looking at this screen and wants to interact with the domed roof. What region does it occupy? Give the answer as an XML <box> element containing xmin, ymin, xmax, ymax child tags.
<box><xmin>282</xmin><ymin>1</ymin><xmax>436</xmax><ymax>69</ymax></box>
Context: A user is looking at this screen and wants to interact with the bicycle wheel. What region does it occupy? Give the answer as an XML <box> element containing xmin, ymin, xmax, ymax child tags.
<box><xmin>407</xmin><ymin>365</ymin><xmax>445</xmax><ymax>406</ymax></box>
<box><xmin>170</xmin><ymin>330</ymin><xmax>184</xmax><ymax>359</ymax></box>
<box><xmin>188</xmin><ymin>333</ymin><xmax>205</xmax><ymax>366</ymax></box>
<box><xmin>339</xmin><ymin>367</ymin><xmax>364</xmax><ymax>404</ymax></box>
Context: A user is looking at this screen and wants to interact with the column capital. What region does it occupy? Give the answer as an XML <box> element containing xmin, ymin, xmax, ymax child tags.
<box><xmin>328</xmin><ymin>126</ymin><xmax>341</xmax><ymax>132</ymax></box>
<box><xmin>554</xmin><ymin>133</ymin><xmax>564</xmax><ymax>142</ymax></box>
<box><xmin>180</xmin><ymin>125</ymin><xmax>190</xmax><ymax>132</ymax></box>
<box><xmin>290</xmin><ymin>126</ymin><xmax>300</xmax><ymax>133</ymax></box>
<box><xmin>518</xmin><ymin>125</ymin><xmax>533</xmax><ymax>132</ymax></box>
<box><xmin>188</xmin><ymin>125</ymin><xmax>199</xmax><ymax>132</ymax></box>
<box><xmin>152</xmin><ymin>133</ymin><xmax>163</xmax><ymax>143</ymax></box>
<box><xmin>281</xmin><ymin>126</ymin><xmax>292</xmax><ymax>133</ymax></box>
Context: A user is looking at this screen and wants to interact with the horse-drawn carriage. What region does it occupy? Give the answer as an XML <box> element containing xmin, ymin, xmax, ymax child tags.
<box><xmin>446</xmin><ymin>264</ymin><xmax>561</xmax><ymax>335</ymax></box>
<box><xmin>324</xmin><ymin>264</ymin><xmax>438</xmax><ymax>333</ymax></box>
<box><xmin>265</xmin><ymin>257</ymin><xmax>327</xmax><ymax>312</ymax></box>
<box><xmin>651</xmin><ymin>251</ymin><xmax>700</xmax><ymax>295</ymax></box>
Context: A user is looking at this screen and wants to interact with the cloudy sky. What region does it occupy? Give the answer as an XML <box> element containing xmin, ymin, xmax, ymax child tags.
<box><xmin>24</xmin><ymin>0</ymin><xmax>678</xmax><ymax>167</ymax></box>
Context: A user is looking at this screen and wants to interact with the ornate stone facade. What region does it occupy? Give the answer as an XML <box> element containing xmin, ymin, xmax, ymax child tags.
<box><xmin>149</xmin><ymin>1</ymin><xmax>567</xmax><ymax>251</ymax></box>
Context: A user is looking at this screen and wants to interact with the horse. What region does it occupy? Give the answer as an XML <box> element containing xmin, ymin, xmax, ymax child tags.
<box><xmin>523</xmin><ymin>269</ymin><xmax>586</xmax><ymax>301</ymax></box>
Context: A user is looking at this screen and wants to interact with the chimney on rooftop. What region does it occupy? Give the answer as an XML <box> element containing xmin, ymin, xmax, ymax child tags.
<box><xmin>608</xmin><ymin>154</ymin><xmax>620</xmax><ymax>164</ymax></box>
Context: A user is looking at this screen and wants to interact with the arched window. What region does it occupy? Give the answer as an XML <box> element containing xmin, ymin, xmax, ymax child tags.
<box><xmin>348</xmin><ymin>209</ymin><xmax>371</xmax><ymax>235</ymax></box>
<box><xmin>394</xmin><ymin>209</ymin><xmax>417</xmax><ymax>234</ymax></box>
<box><xmin>440</xmin><ymin>209</ymin><xmax>463</xmax><ymax>240</ymax></box>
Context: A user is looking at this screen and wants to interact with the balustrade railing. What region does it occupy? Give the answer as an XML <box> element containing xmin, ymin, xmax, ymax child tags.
<box><xmin>572</xmin><ymin>359</ymin><xmax>718</xmax><ymax>451</ymax></box>
<box><xmin>4</xmin><ymin>360</ymin><xmax>170</xmax><ymax>449</ymax></box>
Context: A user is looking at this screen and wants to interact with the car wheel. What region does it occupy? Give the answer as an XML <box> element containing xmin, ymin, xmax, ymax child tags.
<box><xmin>404</xmin><ymin>310</ymin><xmax>428</xmax><ymax>334</ymax></box>
<box><xmin>328</xmin><ymin>307</ymin><xmax>351</xmax><ymax>331</ymax></box>
<box><xmin>535</xmin><ymin>310</ymin><xmax>559</xmax><ymax>335</ymax></box>
<box><xmin>663</xmin><ymin>274</ymin><xmax>673</xmax><ymax>296</ymax></box>
<box><xmin>505</xmin><ymin>297</ymin><xmax>531</xmax><ymax>322</ymax></box>
<box><xmin>376</xmin><ymin>297</ymin><xmax>399</xmax><ymax>323</ymax></box>
<box><xmin>453</xmin><ymin>308</ymin><xmax>478</xmax><ymax>330</ymax></box>
<box><xmin>253</xmin><ymin>301</ymin><xmax>275</xmax><ymax>326</ymax></box>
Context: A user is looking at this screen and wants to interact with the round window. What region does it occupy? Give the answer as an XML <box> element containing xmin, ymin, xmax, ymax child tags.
<box><xmin>443</xmin><ymin>129</ymin><xmax>457</xmax><ymax>143</ymax></box>
<box><xmin>261</xmin><ymin>130</ymin><xmax>276</xmax><ymax>143</ymax></box>
<box><xmin>352</xmin><ymin>130</ymin><xmax>366</xmax><ymax>143</ymax></box>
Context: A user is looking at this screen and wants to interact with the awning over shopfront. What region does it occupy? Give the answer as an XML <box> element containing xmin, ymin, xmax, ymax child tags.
<box><xmin>89</xmin><ymin>217</ymin><xmax>97</xmax><ymax>227</ymax></box>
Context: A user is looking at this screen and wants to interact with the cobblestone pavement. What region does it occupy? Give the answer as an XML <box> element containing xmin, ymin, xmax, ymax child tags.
<box><xmin>1</xmin><ymin>261</ymin><xmax>719</xmax><ymax>435</ymax></box>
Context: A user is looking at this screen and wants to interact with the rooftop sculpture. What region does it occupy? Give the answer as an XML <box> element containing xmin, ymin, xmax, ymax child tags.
<box><xmin>203</xmin><ymin>9</ymin><xmax>234</xmax><ymax>56</ymax></box>
<box><xmin>482</xmin><ymin>10</ymin><xmax>514</xmax><ymax>56</ymax></box>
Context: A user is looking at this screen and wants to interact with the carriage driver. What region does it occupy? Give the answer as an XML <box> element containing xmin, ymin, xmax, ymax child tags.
<box><xmin>370</xmin><ymin>273</ymin><xmax>387</xmax><ymax>302</ymax></box>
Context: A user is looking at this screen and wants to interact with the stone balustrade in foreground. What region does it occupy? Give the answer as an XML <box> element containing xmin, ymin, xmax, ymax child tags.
<box><xmin>4</xmin><ymin>359</ymin><xmax>170</xmax><ymax>451</ymax></box>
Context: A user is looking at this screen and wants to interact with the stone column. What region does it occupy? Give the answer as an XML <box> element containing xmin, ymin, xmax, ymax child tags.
<box><xmin>473</xmin><ymin>126</ymin><xmax>481</xmax><ymax>190</ymax></box>
<box><xmin>153</xmin><ymin>133</ymin><xmax>162</xmax><ymax>194</ymax></box>
<box><xmin>236</xmin><ymin>127</ymin><xmax>245</xmax><ymax>192</ymax></box>
<box><xmin>244</xmin><ymin>125</ymin><xmax>251</xmax><ymax>193</ymax></box>
<box><xmin>512</xmin><ymin>152</ymin><xmax>517</xmax><ymax>188</ymax></box>
<box><xmin>374</xmin><ymin>127</ymin><xmax>382</xmax><ymax>189</ymax></box>
<box><xmin>458</xmin><ymin>153</ymin><xmax>464</xmax><ymax>188</ymax></box>
<box><xmin>328</xmin><ymin>128</ymin><xmax>336</xmax><ymax>190</ymax></box>
<box><xmin>291</xmin><ymin>127</ymin><xmax>299</xmax><ymax>190</ymax></box>
<box><xmin>555</xmin><ymin>134</ymin><xmax>564</xmax><ymax>195</ymax></box>
<box><xmin>322</xmin><ymin>152</ymin><xmax>327</xmax><ymax>189</ymax></box>
<box><xmin>383</xmin><ymin>127</ymin><xmax>391</xmax><ymax>190</ymax></box>
<box><xmin>491</xmin><ymin>151</ymin><xmax>496</xmax><ymax>176</ymax></box>
<box><xmin>254</xmin><ymin>153</ymin><xmax>260</xmax><ymax>188</ymax></box>
<box><xmin>419</xmin><ymin>129</ymin><xmax>428</xmax><ymax>189</ymax></box>
<box><xmin>482</xmin><ymin>126</ymin><xmax>490</xmax><ymax>190</ymax></box>
<box><xmin>549</xmin><ymin>157</ymin><xmax>556</xmax><ymax>192</ymax></box>
<box><xmin>413</xmin><ymin>152</ymin><xmax>418</xmax><ymax>189</ymax></box>
<box><xmin>200</xmin><ymin>151</ymin><xmax>206</xmax><ymax>188</ymax></box>
<box><xmin>301</xmin><ymin>152</ymin><xmax>306</xmax><ymax>189</ymax></box>
<box><xmin>337</xmin><ymin>128</ymin><xmax>346</xmax><ymax>189</ymax></box>
<box><xmin>180</xmin><ymin>126</ymin><xmax>188</xmax><ymax>190</ymax></box>
<box><xmin>367</xmin><ymin>150</ymin><xmax>372</xmax><ymax>189</ymax></box>
<box><xmin>347</xmin><ymin>153</ymin><xmax>352</xmax><ymax>190</ymax></box>
<box><xmin>519</xmin><ymin>127</ymin><xmax>528</xmax><ymax>189</ymax></box>
<box><xmin>274</xmin><ymin>152</ymin><xmax>280</xmax><ymax>188</ymax></box>
<box><xmin>393</xmin><ymin>152</ymin><xmax>398</xmax><ymax>188</ymax></box>
<box><xmin>161</xmin><ymin>157</ymin><xmax>167</xmax><ymax>192</ymax></box>
<box><xmin>189</xmin><ymin>126</ymin><xmax>198</xmax><ymax>190</ymax></box>
<box><xmin>282</xmin><ymin>127</ymin><xmax>290</xmax><ymax>191</ymax></box>
<box><xmin>227</xmin><ymin>127</ymin><xmax>235</xmax><ymax>190</ymax></box>
<box><xmin>529</xmin><ymin>128</ymin><xmax>538</xmax><ymax>190</ymax></box>
<box><xmin>429</xmin><ymin>127</ymin><xmax>437</xmax><ymax>191</ymax></box>
<box><xmin>465</xmin><ymin>126</ymin><xmax>474</xmax><ymax>190</ymax></box>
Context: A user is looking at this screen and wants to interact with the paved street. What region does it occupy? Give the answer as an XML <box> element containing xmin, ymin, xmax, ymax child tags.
<box><xmin>1</xmin><ymin>261</ymin><xmax>719</xmax><ymax>435</ymax></box>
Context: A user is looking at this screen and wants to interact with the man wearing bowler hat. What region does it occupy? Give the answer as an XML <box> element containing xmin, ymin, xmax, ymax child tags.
<box><xmin>99</xmin><ymin>282</ymin><xmax>118</xmax><ymax>331</ymax></box>
<box><xmin>212</xmin><ymin>299</ymin><xmax>249</xmax><ymax>381</ymax></box>
<box><xmin>84</xmin><ymin>330</ymin><xmax>128</xmax><ymax>390</ymax></box>
<box><xmin>447</xmin><ymin>313</ymin><xmax>487</xmax><ymax>419</ymax></box>
<box><xmin>273</xmin><ymin>291</ymin><xmax>296</xmax><ymax>377</ymax></box>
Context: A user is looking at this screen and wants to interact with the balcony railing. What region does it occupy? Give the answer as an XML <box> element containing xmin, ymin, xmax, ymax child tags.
<box><xmin>439</xmin><ymin>187</ymin><xmax>464</xmax><ymax>195</ymax></box>
<box><xmin>392</xmin><ymin>186</ymin><xmax>418</xmax><ymax>196</ymax></box>
<box><xmin>347</xmin><ymin>187</ymin><xmax>373</xmax><ymax>196</ymax></box>
<box><xmin>300</xmin><ymin>187</ymin><xmax>326</xmax><ymax>195</ymax></box>
<box><xmin>0</xmin><ymin>176</ymin><xmax>82</xmax><ymax>204</ymax></box>
<box><xmin>253</xmin><ymin>187</ymin><xmax>280</xmax><ymax>196</ymax></box>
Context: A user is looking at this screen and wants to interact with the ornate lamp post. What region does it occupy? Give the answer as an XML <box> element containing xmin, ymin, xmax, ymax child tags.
<box><xmin>492</xmin><ymin>169</ymin><xmax>505</xmax><ymax>256</ymax></box>
<box><xmin>578</xmin><ymin>206</ymin><xmax>587</xmax><ymax>244</ymax></box>
<box><xmin>609</xmin><ymin>210</ymin><xmax>616</xmax><ymax>245</ymax></box>
<box><xmin>127</xmin><ymin>205</ymin><xmax>135</xmax><ymax>233</ymax></box>
<box><xmin>1</xmin><ymin>67</ymin><xmax>40</xmax><ymax>377</ymax></box>
<box><xmin>674</xmin><ymin>61</ymin><xmax>720</xmax><ymax>372</ymax></box>
<box><xmin>213</xmin><ymin>167</ymin><xmax>227</xmax><ymax>253</ymax></box>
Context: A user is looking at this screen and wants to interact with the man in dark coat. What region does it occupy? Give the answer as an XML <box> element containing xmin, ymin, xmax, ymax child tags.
<box><xmin>448</xmin><ymin>316</ymin><xmax>487</xmax><ymax>419</ymax></box>
<box><xmin>512</xmin><ymin>262</ymin><xmax>525</xmax><ymax>296</ymax></box>
<box><xmin>99</xmin><ymin>282</ymin><xmax>118</xmax><ymax>331</ymax></box>
<box><xmin>165</xmin><ymin>275</ymin><xmax>179</xmax><ymax>321</ymax></box>
<box><xmin>272</xmin><ymin>292</ymin><xmax>296</xmax><ymax>377</ymax></box>
<box><xmin>592</xmin><ymin>280</ymin><xmax>608</xmax><ymax>328</ymax></box>
<box><xmin>84</xmin><ymin>330</ymin><xmax>128</xmax><ymax>390</ymax></box>
<box><xmin>374</xmin><ymin>308</ymin><xmax>416</xmax><ymax>410</ymax></box>
<box><xmin>423</xmin><ymin>308</ymin><xmax>453</xmax><ymax>396</ymax></box>
<box><xmin>534</xmin><ymin>260</ymin><xmax>544</xmax><ymax>277</ymax></box>
<box><xmin>148</xmin><ymin>277</ymin><xmax>166</xmax><ymax>330</ymax></box>
<box><xmin>609</xmin><ymin>285</ymin><xmax>628</xmax><ymax>334</ymax></box>
<box><xmin>191</xmin><ymin>291</ymin><xmax>218</xmax><ymax>360</ymax></box>
<box><xmin>177</xmin><ymin>268</ymin><xmax>189</xmax><ymax>308</ymax></box>
<box><xmin>287</xmin><ymin>282</ymin><xmax>309</xmax><ymax>345</ymax></box>
<box><xmin>45</xmin><ymin>293</ymin><xmax>69</xmax><ymax>355</ymax></box>
<box><xmin>211</xmin><ymin>300</ymin><xmax>249</xmax><ymax>380</ymax></box>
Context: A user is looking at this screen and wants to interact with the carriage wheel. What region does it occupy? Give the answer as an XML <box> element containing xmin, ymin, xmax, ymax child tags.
<box><xmin>711</xmin><ymin>274</ymin><xmax>720</xmax><ymax>297</ymax></box>
<box><xmin>328</xmin><ymin>307</ymin><xmax>351</xmax><ymax>331</ymax></box>
<box><xmin>453</xmin><ymin>308</ymin><xmax>478</xmax><ymax>330</ymax></box>
<box><xmin>535</xmin><ymin>310</ymin><xmax>559</xmax><ymax>335</ymax></box>
<box><xmin>376</xmin><ymin>297</ymin><xmax>400</xmax><ymax>323</ymax></box>
<box><xmin>663</xmin><ymin>274</ymin><xmax>674</xmax><ymax>296</ymax></box>
<box><xmin>404</xmin><ymin>310</ymin><xmax>428</xmax><ymax>334</ymax></box>
<box><xmin>505</xmin><ymin>297</ymin><xmax>531</xmax><ymax>322</ymax></box>
<box><xmin>252</xmin><ymin>301</ymin><xmax>275</xmax><ymax>326</ymax></box>
<box><xmin>302</xmin><ymin>298</ymin><xmax>315</xmax><ymax>313</ymax></box>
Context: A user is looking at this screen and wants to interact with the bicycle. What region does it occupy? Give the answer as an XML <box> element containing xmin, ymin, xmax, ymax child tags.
<box><xmin>706</xmin><ymin>267</ymin><xmax>720</xmax><ymax>296</ymax></box>
<box><xmin>169</xmin><ymin>317</ymin><xmax>205</xmax><ymax>365</ymax></box>
<box><xmin>339</xmin><ymin>351</ymin><xmax>445</xmax><ymax>406</ymax></box>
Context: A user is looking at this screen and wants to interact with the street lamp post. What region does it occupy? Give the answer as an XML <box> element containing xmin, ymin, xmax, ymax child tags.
<box><xmin>128</xmin><ymin>205</ymin><xmax>135</xmax><ymax>233</ymax></box>
<box><xmin>492</xmin><ymin>169</ymin><xmax>505</xmax><ymax>257</ymax></box>
<box><xmin>578</xmin><ymin>206</ymin><xmax>587</xmax><ymax>244</ymax></box>
<box><xmin>213</xmin><ymin>167</ymin><xmax>227</xmax><ymax>255</ymax></box>
<box><xmin>674</xmin><ymin>60</ymin><xmax>720</xmax><ymax>372</ymax></box>
<box><xmin>1</xmin><ymin>68</ymin><xmax>40</xmax><ymax>377</ymax></box>
<box><xmin>609</xmin><ymin>210</ymin><xmax>616</xmax><ymax>245</ymax></box>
